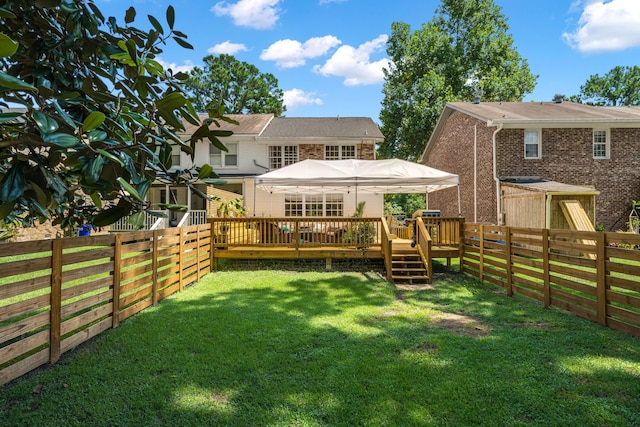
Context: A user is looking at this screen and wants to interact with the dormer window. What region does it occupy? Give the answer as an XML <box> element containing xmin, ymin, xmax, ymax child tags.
<box><xmin>593</xmin><ymin>129</ymin><xmax>610</xmax><ymax>159</ymax></box>
<box><xmin>524</xmin><ymin>129</ymin><xmax>541</xmax><ymax>159</ymax></box>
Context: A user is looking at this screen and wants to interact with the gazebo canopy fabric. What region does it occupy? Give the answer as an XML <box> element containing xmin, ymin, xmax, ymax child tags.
<box><xmin>255</xmin><ymin>159</ymin><xmax>459</xmax><ymax>195</ymax></box>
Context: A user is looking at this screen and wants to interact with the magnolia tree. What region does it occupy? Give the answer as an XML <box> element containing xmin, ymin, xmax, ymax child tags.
<box><xmin>0</xmin><ymin>0</ymin><xmax>233</xmax><ymax>232</ymax></box>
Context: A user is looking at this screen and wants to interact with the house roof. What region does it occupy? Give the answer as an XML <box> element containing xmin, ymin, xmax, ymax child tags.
<box><xmin>259</xmin><ymin>117</ymin><xmax>384</xmax><ymax>140</ymax></box>
<box><xmin>447</xmin><ymin>101</ymin><xmax>640</xmax><ymax>125</ymax></box>
<box><xmin>182</xmin><ymin>114</ymin><xmax>274</xmax><ymax>136</ymax></box>
<box><xmin>421</xmin><ymin>101</ymin><xmax>640</xmax><ymax>163</ymax></box>
<box><xmin>501</xmin><ymin>179</ymin><xmax>600</xmax><ymax>195</ymax></box>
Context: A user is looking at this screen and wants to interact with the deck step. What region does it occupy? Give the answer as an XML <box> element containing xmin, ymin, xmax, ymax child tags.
<box><xmin>390</xmin><ymin>244</ymin><xmax>431</xmax><ymax>285</ymax></box>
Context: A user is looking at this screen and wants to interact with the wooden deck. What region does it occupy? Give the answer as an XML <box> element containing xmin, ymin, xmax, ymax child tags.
<box><xmin>209</xmin><ymin>217</ymin><xmax>464</xmax><ymax>282</ymax></box>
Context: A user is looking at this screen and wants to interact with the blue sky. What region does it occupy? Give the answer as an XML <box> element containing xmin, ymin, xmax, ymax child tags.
<box><xmin>97</xmin><ymin>0</ymin><xmax>640</xmax><ymax>122</ymax></box>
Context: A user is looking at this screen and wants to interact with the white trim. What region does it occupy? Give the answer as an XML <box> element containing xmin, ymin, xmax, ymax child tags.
<box><xmin>524</xmin><ymin>129</ymin><xmax>542</xmax><ymax>159</ymax></box>
<box><xmin>592</xmin><ymin>128</ymin><xmax>610</xmax><ymax>160</ymax></box>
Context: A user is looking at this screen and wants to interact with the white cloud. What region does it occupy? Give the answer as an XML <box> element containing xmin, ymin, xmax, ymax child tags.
<box><xmin>260</xmin><ymin>36</ymin><xmax>341</xmax><ymax>68</ymax></box>
<box><xmin>156</xmin><ymin>58</ymin><xmax>195</xmax><ymax>73</ymax></box>
<box><xmin>313</xmin><ymin>34</ymin><xmax>390</xmax><ymax>86</ymax></box>
<box><xmin>207</xmin><ymin>41</ymin><xmax>248</xmax><ymax>55</ymax></box>
<box><xmin>319</xmin><ymin>0</ymin><xmax>347</xmax><ymax>4</ymax></box>
<box><xmin>283</xmin><ymin>88</ymin><xmax>323</xmax><ymax>110</ymax></box>
<box><xmin>212</xmin><ymin>0</ymin><xmax>281</xmax><ymax>30</ymax></box>
<box><xmin>562</xmin><ymin>0</ymin><xmax>640</xmax><ymax>52</ymax></box>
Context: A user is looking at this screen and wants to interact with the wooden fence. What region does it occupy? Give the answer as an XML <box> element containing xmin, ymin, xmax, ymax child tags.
<box><xmin>462</xmin><ymin>224</ymin><xmax>640</xmax><ymax>338</ymax></box>
<box><xmin>0</xmin><ymin>224</ymin><xmax>211</xmax><ymax>385</ymax></box>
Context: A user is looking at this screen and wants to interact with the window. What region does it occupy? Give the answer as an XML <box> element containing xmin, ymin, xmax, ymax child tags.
<box><xmin>269</xmin><ymin>145</ymin><xmax>298</xmax><ymax>169</ymax></box>
<box><xmin>325</xmin><ymin>145</ymin><xmax>356</xmax><ymax>160</ymax></box>
<box><xmin>284</xmin><ymin>194</ymin><xmax>303</xmax><ymax>217</ymax></box>
<box><xmin>284</xmin><ymin>194</ymin><xmax>344</xmax><ymax>217</ymax></box>
<box><xmin>593</xmin><ymin>129</ymin><xmax>609</xmax><ymax>159</ymax></box>
<box><xmin>524</xmin><ymin>129</ymin><xmax>541</xmax><ymax>159</ymax></box>
<box><xmin>171</xmin><ymin>145</ymin><xmax>181</xmax><ymax>168</ymax></box>
<box><xmin>210</xmin><ymin>142</ymin><xmax>238</xmax><ymax>167</ymax></box>
<box><xmin>325</xmin><ymin>194</ymin><xmax>343</xmax><ymax>217</ymax></box>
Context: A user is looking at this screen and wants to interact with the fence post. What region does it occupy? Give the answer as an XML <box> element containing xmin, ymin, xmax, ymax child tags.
<box><xmin>543</xmin><ymin>228</ymin><xmax>550</xmax><ymax>308</ymax></box>
<box><xmin>50</xmin><ymin>238</ymin><xmax>63</xmax><ymax>364</ymax></box>
<box><xmin>596</xmin><ymin>232</ymin><xmax>607</xmax><ymax>326</ymax></box>
<box><xmin>458</xmin><ymin>218</ymin><xmax>465</xmax><ymax>273</ymax></box>
<box><xmin>209</xmin><ymin>218</ymin><xmax>217</xmax><ymax>272</ymax></box>
<box><xmin>112</xmin><ymin>233</ymin><xmax>122</xmax><ymax>328</ymax></box>
<box><xmin>479</xmin><ymin>224</ymin><xmax>484</xmax><ymax>283</ymax></box>
<box><xmin>179</xmin><ymin>228</ymin><xmax>185</xmax><ymax>292</ymax></box>
<box><xmin>505</xmin><ymin>226</ymin><xmax>513</xmax><ymax>297</ymax></box>
<box><xmin>152</xmin><ymin>230</ymin><xmax>159</xmax><ymax>306</ymax></box>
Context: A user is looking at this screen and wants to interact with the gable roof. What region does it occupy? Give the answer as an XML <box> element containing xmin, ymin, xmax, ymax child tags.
<box><xmin>421</xmin><ymin>101</ymin><xmax>640</xmax><ymax>163</ymax></box>
<box><xmin>183</xmin><ymin>114</ymin><xmax>274</xmax><ymax>136</ymax></box>
<box><xmin>259</xmin><ymin>117</ymin><xmax>384</xmax><ymax>140</ymax></box>
<box><xmin>447</xmin><ymin>101</ymin><xmax>640</xmax><ymax>125</ymax></box>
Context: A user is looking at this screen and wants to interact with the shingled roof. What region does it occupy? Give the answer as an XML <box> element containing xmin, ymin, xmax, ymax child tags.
<box><xmin>259</xmin><ymin>117</ymin><xmax>384</xmax><ymax>140</ymax></box>
<box><xmin>182</xmin><ymin>114</ymin><xmax>274</xmax><ymax>136</ymax></box>
<box><xmin>447</xmin><ymin>101</ymin><xmax>640</xmax><ymax>125</ymax></box>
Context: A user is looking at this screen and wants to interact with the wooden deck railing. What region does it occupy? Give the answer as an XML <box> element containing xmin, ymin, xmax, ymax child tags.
<box><xmin>415</xmin><ymin>217</ymin><xmax>433</xmax><ymax>281</ymax></box>
<box><xmin>208</xmin><ymin>217</ymin><xmax>383</xmax><ymax>249</ymax></box>
<box><xmin>380</xmin><ymin>217</ymin><xmax>394</xmax><ymax>282</ymax></box>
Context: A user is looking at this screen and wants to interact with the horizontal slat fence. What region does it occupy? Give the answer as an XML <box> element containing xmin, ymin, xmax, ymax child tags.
<box><xmin>463</xmin><ymin>224</ymin><xmax>640</xmax><ymax>338</ymax></box>
<box><xmin>0</xmin><ymin>224</ymin><xmax>211</xmax><ymax>385</ymax></box>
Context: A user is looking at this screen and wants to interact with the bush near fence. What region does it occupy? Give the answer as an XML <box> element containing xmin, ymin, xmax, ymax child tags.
<box><xmin>462</xmin><ymin>224</ymin><xmax>640</xmax><ymax>338</ymax></box>
<box><xmin>0</xmin><ymin>224</ymin><xmax>211</xmax><ymax>385</ymax></box>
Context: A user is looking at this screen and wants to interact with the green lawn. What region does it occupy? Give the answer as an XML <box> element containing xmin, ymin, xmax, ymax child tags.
<box><xmin>2</xmin><ymin>264</ymin><xmax>640</xmax><ymax>426</ymax></box>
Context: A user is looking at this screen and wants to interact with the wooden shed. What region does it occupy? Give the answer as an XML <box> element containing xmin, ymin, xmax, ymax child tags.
<box><xmin>501</xmin><ymin>179</ymin><xmax>600</xmax><ymax>230</ymax></box>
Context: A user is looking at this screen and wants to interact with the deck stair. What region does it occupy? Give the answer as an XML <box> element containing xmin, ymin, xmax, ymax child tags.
<box><xmin>391</xmin><ymin>243</ymin><xmax>430</xmax><ymax>285</ymax></box>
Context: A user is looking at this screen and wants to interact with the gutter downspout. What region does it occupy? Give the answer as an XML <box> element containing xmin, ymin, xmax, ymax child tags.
<box><xmin>492</xmin><ymin>124</ymin><xmax>504</xmax><ymax>225</ymax></box>
<box><xmin>474</xmin><ymin>124</ymin><xmax>477</xmax><ymax>223</ymax></box>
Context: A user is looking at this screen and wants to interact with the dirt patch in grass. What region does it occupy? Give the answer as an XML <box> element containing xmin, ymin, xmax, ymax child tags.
<box><xmin>431</xmin><ymin>312</ymin><xmax>492</xmax><ymax>337</ymax></box>
<box><xmin>509</xmin><ymin>322</ymin><xmax>551</xmax><ymax>329</ymax></box>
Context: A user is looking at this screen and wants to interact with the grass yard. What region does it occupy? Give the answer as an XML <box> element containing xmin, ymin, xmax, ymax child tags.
<box><xmin>2</xmin><ymin>265</ymin><xmax>640</xmax><ymax>426</ymax></box>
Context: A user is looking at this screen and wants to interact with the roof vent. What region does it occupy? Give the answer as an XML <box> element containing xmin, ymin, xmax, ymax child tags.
<box><xmin>553</xmin><ymin>94</ymin><xmax>564</xmax><ymax>103</ymax></box>
<box><xmin>472</xmin><ymin>96</ymin><xmax>481</xmax><ymax>104</ymax></box>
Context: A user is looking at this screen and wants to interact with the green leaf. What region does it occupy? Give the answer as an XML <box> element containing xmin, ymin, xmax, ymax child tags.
<box><xmin>96</xmin><ymin>149</ymin><xmax>125</xmax><ymax>166</ymax></box>
<box><xmin>32</xmin><ymin>111</ymin><xmax>59</xmax><ymax>134</ymax></box>
<box><xmin>92</xmin><ymin>206</ymin><xmax>127</xmax><ymax>227</ymax></box>
<box><xmin>0</xmin><ymin>112</ymin><xmax>24</xmax><ymax>123</ymax></box>
<box><xmin>29</xmin><ymin>181</ymin><xmax>48</xmax><ymax>208</ymax></box>
<box><xmin>0</xmin><ymin>70</ymin><xmax>37</xmax><ymax>91</ymax></box>
<box><xmin>90</xmin><ymin>193</ymin><xmax>103</xmax><ymax>209</ymax></box>
<box><xmin>172</xmin><ymin>36</ymin><xmax>193</xmax><ymax>50</ymax></box>
<box><xmin>0</xmin><ymin>202</ymin><xmax>15</xmax><ymax>220</ymax></box>
<box><xmin>87</xmin><ymin>130</ymin><xmax>107</xmax><ymax>142</ymax></box>
<box><xmin>0</xmin><ymin>163</ymin><xmax>26</xmax><ymax>203</ymax></box>
<box><xmin>0</xmin><ymin>8</ymin><xmax>17</xmax><ymax>19</ymax></box>
<box><xmin>117</xmin><ymin>177</ymin><xmax>145</xmax><ymax>203</ymax></box>
<box><xmin>166</xmin><ymin>6</ymin><xmax>175</xmax><ymax>29</ymax></box>
<box><xmin>125</xmin><ymin>7</ymin><xmax>136</xmax><ymax>24</ymax></box>
<box><xmin>0</xmin><ymin>33</ymin><xmax>18</xmax><ymax>58</ymax></box>
<box><xmin>198</xmin><ymin>164</ymin><xmax>214</xmax><ymax>180</ymax></box>
<box><xmin>128</xmin><ymin>211</ymin><xmax>146</xmax><ymax>229</ymax></box>
<box><xmin>43</xmin><ymin>133</ymin><xmax>79</xmax><ymax>148</ymax></box>
<box><xmin>157</xmin><ymin>92</ymin><xmax>187</xmax><ymax>111</ymax></box>
<box><xmin>148</xmin><ymin>14</ymin><xmax>164</xmax><ymax>35</ymax></box>
<box><xmin>157</xmin><ymin>203</ymin><xmax>188</xmax><ymax>212</ymax></box>
<box><xmin>83</xmin><ymin>111</ymin><xmax>105</xmax><ymax>132</ymax></box>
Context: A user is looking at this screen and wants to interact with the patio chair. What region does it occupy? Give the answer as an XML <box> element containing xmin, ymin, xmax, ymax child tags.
<box><xmin>257</xmin><ymin>222</ymin><xmax>291</xmax><ymax>244</ymax></box>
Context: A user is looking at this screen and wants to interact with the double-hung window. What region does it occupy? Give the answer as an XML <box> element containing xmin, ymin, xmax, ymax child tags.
<box><xmin>269</xmin><ymin>145</ymin><xmax>298</xmax><ymax>169</ymax></box>
<box><xmin>593</xmin><ymin>129</ymin><xmax>610</xmax><ymax>159</ymax></box>
<box><xmin>284</xmin><ymin>194</ymin><xmax>343</xmax><ymax>217</ymax></box>
<box><xmin>210</xmin><ymin>142</ymin><xmax>238</xmax><ymax>167</ymax></box>
<box><xmin>325</xmin><ymin>145</ymin><xmax>356</xmax><ymax>160</ymax></box>
<box><xmin>524</xmin><ymin>129</ymin><xmax>541</xmax><ymax>159</ymax></box>
<box><xmin>171</xmin><ymin>145</ymin><xmax>181</xmax><ymax>168</ymax></box>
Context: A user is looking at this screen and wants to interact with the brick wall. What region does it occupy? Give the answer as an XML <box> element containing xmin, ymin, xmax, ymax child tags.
<box><xmin>299</xmin><ymin>143</ymin><xmax>375</xmax><ymax>161</ymax></box>
<box><xmin>497</xmin><ymin>128</ymin><xmax>640</xmax><ymax>231</ymax></box>
<box><xmin>425</xmin><ymin>111</ymin><xmax>497</xmax><ymax>223</ymax></box>
<box><xmin>299</xmin><ymin>144</ymin><xmax>324</xmax><ymax>160</ymax></box>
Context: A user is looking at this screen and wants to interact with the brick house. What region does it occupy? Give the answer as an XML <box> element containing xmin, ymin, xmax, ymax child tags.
<box><xmin>148</xmin><ymin>114</ymin><xmax>384</xmax><ymax>220</ymax></box>
<box><xmin>420</xmin><ymin>101</ymin><xmax>640</xmax><ymax>231</ymax></box>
